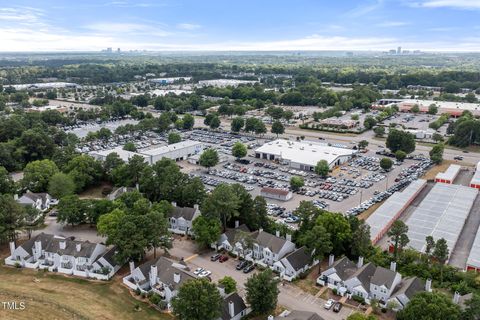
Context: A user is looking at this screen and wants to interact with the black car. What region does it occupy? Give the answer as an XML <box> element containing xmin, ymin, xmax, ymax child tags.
<box><xmin>243</xmin><ymin>263</ymin><xmax>255</xmax><ymax>273</ymax></box>
<box><xmin>210</xmin><ymin>253</ymin><xmax>221</xmax><ymax>261</ymax></box>
<box><xmin>333</xmin><ymin>302</ymin><xmax>343</xmax><ymax>313</ymax></box>
<box><xmin>236</xmin><ymin>260</ymin><xmax>248</xmax><ymax>270</ymax></box>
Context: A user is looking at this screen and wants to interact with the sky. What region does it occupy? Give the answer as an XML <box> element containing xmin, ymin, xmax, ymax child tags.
<box><xmin>1</xmin><ymin>0</ymin><xmax>480</xmax><ymax>52</ymax></box>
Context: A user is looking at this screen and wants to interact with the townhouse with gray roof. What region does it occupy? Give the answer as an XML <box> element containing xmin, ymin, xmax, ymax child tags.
<box><xmin>123</xmin><ymin>256</ymin><xmax>197</xmax><ymax>302</ymax></box>
<box><xmin>16</xmin><ymin>191</ymin><xmax>55</xmax><ymax>212</ymax></box>
<box><xmin>317</xmin><ymin>255</ymin><xmax>428</xmax><ymax>306</ymax></box>
<box><xmin>273</xmin><ymin>246</ymin><xmax>318</xmax><ymax>281</ymax></box>
<box><xmin>5</xmin><ymin>233</ymin><xmax>120</xmax><ymax>280</ymax></box>
<box><xmin>213</xmin><ymin>223</ymin><xmax>251</xmax><ymax>253</ymax></box>
<box><xmin>168</xmin><ymin>202</ymin><xmax>201</xmax><ymax>235</ymax></box>
<box><xmin>218</xmin><ymin>292</ymin><xmax>250</xmax><ymax>320</ymax></box>
<box><xmin>272</xmin><ymin>310</ymin><xmax>325</xmax><ymax>320</ymax></box>
<box><xmin>250</xmin><ymin>229</ymin><xmax>296</xmax><ymax>267</ymax></box>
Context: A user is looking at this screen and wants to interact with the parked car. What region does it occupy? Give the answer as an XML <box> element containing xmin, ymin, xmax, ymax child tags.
<box><xmin>210</xmin><ymin>253</ymin><xmax>221</xmax><ymax>261</ymax></box>
<box><xmin>199</xmin><ymin>270</ymin><xmax>212</xmax><ymax>278</ymax></box>
<box><xmin>243</xmin><ymin>263</ymin><xmax>255</xmax><ymax>273</ymax></box>
<box><xmin>333</xmin><ymin>302</ymin><xmax>343</xmax><ymax>313</ymax></box>
<box><xmin>236</xmin><ymin>260</ymin><xmax>248</xmax><ymax>270</ymax></box>
<box><xmin>219</xmin><ymin>255</ymin><xmax>229</xmax><ymax>263</ymax></box>
<box><xmin>324</xmin><ymin>299</ymin><xmax>335</xmax><ymax>310</ymax></box>
<box><xmin>193</xmin><ymin>267</ymin><xmax>205</xmax><ymax>275</ymax></box>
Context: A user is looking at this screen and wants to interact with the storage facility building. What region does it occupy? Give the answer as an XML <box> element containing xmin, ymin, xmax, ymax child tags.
<box><xmin>90</xmin><ymin>147</ymin><xmax>150</xmax><ymax>163</ymax></box>
<box><xmin>260</xmin><ymin>187</ymin><xmax>293</xmax><ymax>201</ymax></box>
<box><xmin>435</xmin><ymin>164</ymin><xmax>461</xmax><ymax>184</ymax></box>
<box><xmin>466</xmin><ymin>226</ymin><xmax>480</xmax><ymax>272</ymax></box>
<box><xmin>405</xmin><ymin>183</ymin><xmax>478</xmax><ymax>256</ymax></box>
<box><xmin>470</xmin><ymin>162</ymin><xmax>480</xmax><ymax>189</ymax></box>
<box><xmin>255</xmin><ymin>139</ymin><xmax>356</xmax><ymax>170</ymax></box>
<box><xmin>366</xmin><ymin>179</ymin><xmax>427</xmax><ymax>244</ymax></box>
<box><xmin>141</xmin><ymin>140</ymin><xmax>203</xmax><ymax>163</ymax></box>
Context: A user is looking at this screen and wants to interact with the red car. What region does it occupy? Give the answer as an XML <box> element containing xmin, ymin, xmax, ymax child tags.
<box><xmin>219</xmin><ymin>255</ymin><xmax>229</xmax><ymax>263</ymax></box>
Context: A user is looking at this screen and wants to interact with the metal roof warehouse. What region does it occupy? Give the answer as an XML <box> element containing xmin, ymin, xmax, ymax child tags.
<box><xmin>254</xmin><ymin>139</ymin><xmax>356</xmax><ymax>170</ymax></box>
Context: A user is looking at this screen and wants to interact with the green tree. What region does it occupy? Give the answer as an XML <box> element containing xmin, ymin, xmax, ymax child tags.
<box><xmin>218</xmin><ymin>276</ymin><xmax>237</xmax><ymax>294</ymax></box>
<box><xmin>432</xmin><ymin>133</ymin><xmax>444</xmax><ymax>142</ymax></box>
<box><xmin>350</xmin><ymin>219</ymin><xmax>373</xmax><ymax>258</ymax></box>
<box><xmin>380</xmin><ymin>157</ymin><xmax>393</xmax><ymax>171</ymax></box>
<box><xmin>103</xmin><ymin>152</ymin><xmax>125</xmax><ymax>174</ymax></box>
<box><xmin>425</xmin><ymin>235</ymin><xmax>435</xmax><ymax>258</ymax></box>
<box><xmin>433</xmin><ymin>238</ymin><xmax>449</xmax><ymax>283</ymax></box>
<box><xmin>171</xmin><ymin>278</ymin><xmax>222</xmax><ymax>320</ymax></box>
<box><xmin>245</xmin><ymin>269</ymin><xmax>279</xmax><ymax>315</ymax></box>
<box><xmin>395</xmin><ymin>150</ymin><xmax>407</xmax><ymax>162</ymax></box>
<box><xmin>209</xmin><ymin>115</ymin><xmax>221</xmax><ymax>130</ymax></box>
<box><xmin>364</xmin><ymin>116</ymin><xmax>377</xmax><ymax>129</ymax></box>
<box><xmin>271</xmin><ymin>121</ymin><xmax>285</xmax><ymax>137</ymax></box>
<box><xmin>123</xmin><ymin>142</ymin><xmax>137</xmax><ymax>152</ymax></box>
<box><xmin>201</xmin><ymin>184</ymin><xmax>240</xmax><ymax>230</ymax></box>
<box><xmin>316</xmin><ymin>212</ymin><xmax>352</xmax><ymax>256</ymax></box>
<box><xmin>0</xmin><ymin>194</ymin><xmax>26</xmax><ymax>242</ymax></box>
<box><xmin>192</xmin><ymin>216</ymin><xmax>222</xmax><ymax>249</ymax></box>
<box><xmin>199</xmin><ymin>148</ymin><xmax>219</xmax><ymax>169</ymax></box>
<box><xmin>22</xmin><ymin>159</ymin><xmax>59</xmax><ymax>192</ymax></box>
<box><xmin>428</xmin><ymin>104</ymin><xmax>438</xmax><ymax>115</ymax></box>
<box><xmin>397</xmin><ymin>292</ymin><xmax>461</xmax><ymax>320</ymax></box>
<box><xmin>290</xmin><ymin>176</ymin><xmax>304</xmax><ymax>191</ymax></box>
<box><xmin>297</xmin><ymin>223</ymin><xmax>332</xmax><ymax>271</ymax></box>
<box><xmin>387</xmin><ymin>220</ymin><xmax>409</xmax><ymax>260</ymax></box>
<box><xmin>231</xmin><ymin>117</ymin><xmax>245</xmax><ymax>133</ymax></box>
<box><xmin>429</xmin><ymin>143</ymin><xmax>444</xmax><ymax>164</ymax></box>
<box><xmin>168</xmin><ymin>132</ymin><xmax>182</xmax><ymax>144</ymax></box>
<box><xmin>48</xmin><ymin>172</ymin><xmax>76</xmax><ymax>199</ymax></box>
<box><xmin>411</xmin><ymin>104</ymin><xmax>420</xmax><ymax>113</ymax></box>
<box><xmin>462</xmin><ymin>294</ymin><xmax>480</xmax><ymax>320</ymax></box>
<box><xmin>358</xmin><ymin>140</ymin><xmax>369</xmax><ymax>150</ymax></box>
<box><xmin>386</xmin><ymin>129</ymin><xmax>416</xmax><ymax>154</ymax></box>
<box><xmin>65</xmin><ymin>155</ymin><xmax>104</xmax><ymax>192</ymax></box>
<box><xmin>314</xmin><ymin>160</ymin><xmax>330</xmax><ymax>177</ymax></box>
<box><xmin>0</xmin><ymin>166</ymin><xmax>15</xmax><ymax>194</ymax></box>
<box><xmin>182</xmin><ymin>113</ymin><xmax>195</xmax><ymax>130</ymax></box>
<box><xmin>374</xmin><ymin>126</ymin><xmax>386</xmax><ymax>137</ymax></box>
<box><xmin>347</xmin><ymin>313</ymin><xmax>377</xmax><ymax>320</ymax></box>
<box><xmin>283</xmin><ymin>110</ymin><xmax>294</xmax><ymax>122</ymax></box>
<box><xmin>232</xmin><ymin>142</ymin><xmax>247</xmax><ymax>159</ymax></box>
<box><xmin>57</xmin><ymin>195</ymin><xmax>87</xmax><ymax>226</ymax></box>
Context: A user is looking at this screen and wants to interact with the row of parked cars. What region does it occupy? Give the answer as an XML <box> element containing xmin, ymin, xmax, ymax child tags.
<box><xmin>350</xmin><ymin>156</ymin><xmax>381</xmax><ymax>171</ymax></box>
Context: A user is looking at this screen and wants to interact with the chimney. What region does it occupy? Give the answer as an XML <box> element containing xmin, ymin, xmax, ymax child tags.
<box><xmin>172</xmin><ymin>201</ymin><xmax>177</xmax><ymax>207</ymax></box>
<box><xmin>76</xmin><ymin>243</ymin><xmax>81</xmax><ymax>252</ymax></box>
<box><xmin>286</xmin><ymin>234</ymin><xmax>292</xmax><ymax>242</ymax></box>
<box><xmin>174</xmin><ymin>272</ymin><xmax>181</xmax><ymax>284</ymax></box>
<box><xmin>328</xmin><ymin>254</ymin><xmax>335</xmax><ymax>267</ymax></box>
<box><xmin>149</xmin><ymin>265</ymin><xmax>158</xmax><ymax>287</ymax></box>
<box><xmin>14</xmin><ymin>194</ymin><xmax>18</xmax><ymax>200</ymax></box>
<box><xmin>357</xmin><ymin>256</ymin><xmax>364</xmax><ymax>268</ymax></box>
<box><xmin>122</xmin><ymin>186</ymin><xmax>127</xmax><ymax>193</ymax></box>
<box><xmin>425</xmin><ymin>278</ymin><xmax>432</xmax><ymax>292</ymax></box>
<box><xmin>259</xmin><ymin>228</ymin><xmax>263</xmax><ymax>233</ymax></box>
<box><xmin>275</xmin><ymin>230</ymin><xmax>280</xmax><ymax>238</ymax></box>
<box><xmin>59</xmin><ymin>241</ymin><xmax>66</xmax><ymax>250</ymax></box>
<box><xmin>34</xmin><ymin>241</ymin><xmax>42</xmax><ymax>259</ymax></box>
<box><xmin>129</xmin><ymin>261</ymin><xmax>135</xmax><ymax>274</ymax></box>
<box><xmin>453</xmin><ymin>291</ymin><xmax>460</xmax><ymax>304</ymax></box>
<box><xmin>9</xmin><ymin>241</ymin><xmax>15</xmax><ymax>257</ymax></box>
<box><xmin>267</xmin><ymin>316</ymin><xmax>274</xmax><ymax>320</ymax></box>
<box><xmin>235</xmin><ymin>220</ymin><xmax>240</xmax><ymax>228</ymax></box>
<box><xmin>228</xmin><ymin>300</ymin><xmax>235</xmax><ymax>318</ymax></box>
<box><xmin>135</xmin><ymin>183</ymin><xmax>139</xmax><ymax>191</ymax></box>
<box><xmin>390</xmin><ymin>261</ymin><xmax>397</xmax><ymax>272</ymax></box>
<box><xmin>194</xmin><ymin>204</ymin><xmax>199</xmax><ymax>211</ymax></box>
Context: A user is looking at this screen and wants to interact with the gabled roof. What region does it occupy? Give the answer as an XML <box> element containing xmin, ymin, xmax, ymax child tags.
<box><xmin>137</xmin><ymin>256</ymin><xmax>197</xmax><ymax>291</ymax></box>
<box><xmin>329</xmin><ymin>256</ymin><xmax>357</xmax><ymax>281</ymax></box>
<box><xmin>276</xmin><ymin>310</ymin><xmax>324</xmax><ymax>320</ymax></box>
<box><xmin>349</xmin><ymin>262</ymin><xmax>376</xmax><ymax>290</ymax></box>
<box><xmin>371</xmin><ymin>266</ymin><xmax>398</xmax><ymax>289</ymax></box>
<box><xmin>254</xmin><ymin>230</ymin><xmax>289</xmax><ymax>254</ymax></box>
<box><xmin>44</xmin><ymin>238</ymin><xmax>98</xmax><ymax>258</ymax></box>
<box><xmin>19</xmin><ymin>233</ymin><xmax>55</xmax><ymax>255</ymax></box>
<box><xmin>18</xmin><ymin>192</ymin><xmax>51</xmax><ymax>204</ymax></box>
<box><xmin>391</xmin><ymin>277</ymin><xmax>424</xmax><ymax>302</ymax></box>
<box><xmin>223</xmin><ymin>224</ymin><xmax>251</xmax><ymax>245</ymax></box>
<box><xmin>283</xmin><ymin>247</ymin><xmax>310</xmax><ymax>271</ymax></box>
<box><xmin>221</xmin><ymin>292</ymin><xmax>247</xmax><ymax>320</ymax></box>
<box><xmin>98</xmin><ymin>246</ymin><xmax>118</xmax><ymax>267</ymax></box>
<box><xmin>169</xmin><ymin>206</ymin><xmax>198</xmax><ymax>221</ymax></box>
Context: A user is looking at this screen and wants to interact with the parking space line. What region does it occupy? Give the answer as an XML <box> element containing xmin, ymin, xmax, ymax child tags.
<box><xmin>184</xmin><ymin>254</ymin><xmax>198</xmax><ymax>262</ymax></box>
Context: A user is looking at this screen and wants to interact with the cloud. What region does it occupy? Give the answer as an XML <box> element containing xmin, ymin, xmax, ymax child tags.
<box><xmin>177</xmin><ymin>23</ymin><xmax>201</xmax><ymax>30</ymax></box>
<box><xmin>376</xmin><ymin>21</ymin><xmax>410</xmax><ymax>27</ymax></box>
<box><xmin>84</xmin><ymin>22</ymin><xmax>171</xmax><ymax>37</ymax></box>
<box><xmin>346</xmin><ymin>0</ymin><xmax>384</xmax><ymax>17</ymax></box>
<box><xmin>410</xmin><ymin>0</ymin><xmax>480</xmax><ymax>9</ymax></box>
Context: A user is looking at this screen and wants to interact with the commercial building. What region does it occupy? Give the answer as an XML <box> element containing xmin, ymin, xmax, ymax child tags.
<box><xmin>466</xmin><ymin>226</ymin><xmax>480</xmax><ymax>272</ymax></box>
<box><xmin>255</xmin><ymin>139</ymin><xmax>356</xmax><ymax>170</ymax></box>
<box><xmin>470</xmin><ymin>162</ymin><xmax>480</xmax><ymax>189</ymax></box>
<box><xmin>197</xmin><ymin>79</ymin><xmax>258</xmax><ymax>88</ymax></box>
<box><xmin>90</xmin><ymin>140</ymin><xmax>203</xmax><ymax>165</ymax></box>
<box><xmin>149</xmin><ymin>77</ymin><xmax>191</xmax><ymax>84</ymax></box>
<box><xmin>260</xmin><ymin>187</ymin><xmax>293</xmax><ymax>201</ymax></box>
<box><xmin>405</xmin><ymin>183</ymin><xmax>478</xmax><ymax>256</ymax></box>
<box><xmin>373</xmin><ymin>99</ymin><xmax>480</xmax><ymax>117</ymax></box>
<box><xmin>435</xmin><ymin>164</ymin><xmax>461</xmax><ymax>184</ymax></box>
<box><xmin>366</xmin><ymin>179</ymin><xmax>427</xmax><ymax>244</ymax></box>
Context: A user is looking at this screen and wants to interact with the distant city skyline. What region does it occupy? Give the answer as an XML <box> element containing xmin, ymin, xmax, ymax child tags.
<box><xmin>1</xmin><ymin>0</ymin><xmax>480</xmax><ymax>52</ymax></box>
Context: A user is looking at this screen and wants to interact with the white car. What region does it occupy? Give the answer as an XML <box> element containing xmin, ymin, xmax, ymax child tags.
<box><xmin>324</xmin><ymin>299</ymin><xmax>335</xmax><ymax>310</ymax></box>
<box><xmin>193</xmin><ymin>268</ymin><xmax>204</xmax><ymax>275</ymax></box>
<box><xmin>199</xmin><ymin>270</ymin><xmax>212</xmax><ymax>278</ymax></box>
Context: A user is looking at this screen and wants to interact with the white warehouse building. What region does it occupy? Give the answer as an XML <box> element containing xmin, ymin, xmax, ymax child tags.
<box><xmin>91</xmin><ymin>140</ymin><xmax>204</xmax><ymax>165</ymax></box>
<box><xmin>254</xmin><ymin>139</ymin><xmax>357</xmax><ymax>170</ymax></box>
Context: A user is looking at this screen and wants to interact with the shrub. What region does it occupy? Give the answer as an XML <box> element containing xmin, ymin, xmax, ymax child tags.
<box><xmin>149</xmin><ymin>293</ymin><xmax>162</xmax><ymax>305</ymax></box>
<box><xmin>14</xmin><ymin>262</ymin><xmax>21</xmax><ymax>268</ymax></box>
<box><xmin>381</xmin><ymin>308</ymin><xmax>387</xmax><ymax>313</ymax></box>
<box><xmin>134</xmin><ymin>288</ymin><xmax>141</xmax><ymax>296</ymax></box>
<box><xmin>332</xmin><ymin>288</ymin><xmax>338</xmax><ymax>295</ymax></box>
<box><xmin>352</xmin><ymin>294</ymin><xmax>365</xmax><ymax>304</ymax></box>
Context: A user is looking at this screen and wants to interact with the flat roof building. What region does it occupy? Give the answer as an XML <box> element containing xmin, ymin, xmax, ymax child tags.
<box><xmin>90</xmin><ymin>147</ymin><xmax>150</xmax><ymax>163</ymax></box>
<box><xmin>435</xmin><ymin>164</ymin><xmax>461</xmax><ymax>184</ymax></box>
<box><xmin>255</xmin><ymin>139</ymin><xmax>356</xmax><ymax>170</ymax></box>
<box><xmin>373</xmin><ymin>99</ymin><xmax>480</xmax><ymax>117</ymax></box>
<box><xmin>260</xmin><ymin>187</ymin><xmax>293</xmax><ymax>201</ymax></box>
<box><xmin>466</xmin><ymin>225</ymin><xmax>480</xmax><ymax>272</ymax></box>
<box><xmin>470</xmin><ymin>162</ymin><xmax>480</xmax><ymax>189</ymax></box>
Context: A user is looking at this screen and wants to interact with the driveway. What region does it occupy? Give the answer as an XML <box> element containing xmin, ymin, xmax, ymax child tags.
<box><xmin>170</xmin><ymin>238</ymin><xmax>354</xmax><ymax>320</ymax></box>
<box><xmin>31</xmin><ymin>216</ymin><xmax>105</xmax><ymax>243</ymax></box>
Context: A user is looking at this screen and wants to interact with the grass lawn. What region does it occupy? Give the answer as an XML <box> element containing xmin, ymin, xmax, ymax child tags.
<box><xmin>0</xmin><ymin>265</ymin><xmax>172</xmax><ymax>320</ymax></box>
<box><xmin>78</xmin><ymin>182</ymin><xmax>112</xmax><ymax>200</ymax></box>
